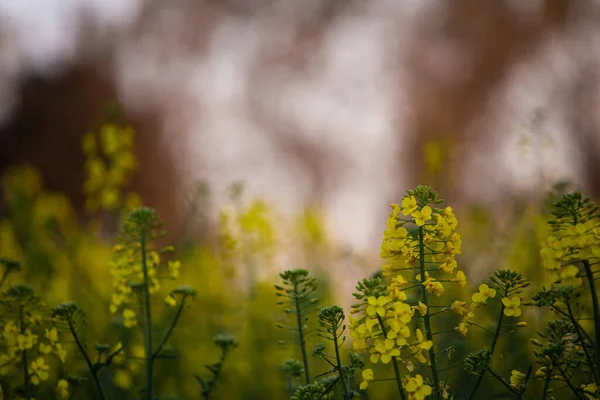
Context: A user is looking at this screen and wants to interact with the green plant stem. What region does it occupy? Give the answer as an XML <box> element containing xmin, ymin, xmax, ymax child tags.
<box><xmin>321</xmin><ymin>376</ymin><xmax>341</xmax><ymax>399</ymax></box>
<box><xmin>376</xmin><ymin>315</ymin><xmax>406</xmax><ymax>400</ymax></box>
<box><xmin>140</xmin><ymin>234</ymin><xmax>154</xmax><ymax>400</ymax></box>
<box><xmin>583</xmin><ymin>259</ymin><xmax>600</xmax><ymax>373</ymax></box>
<box><xmin>487</xmin><ymin>368</ymin><xmax>519</xmax><ymax>397</ymax></box>
<box><xmin>19</xmin><ymin>306</ymin><xmax>32</xmax><ymax>400</ymax></box>
<box><xmin>468</xmin><ymin>286</ymin><xmax>508</xmax><ymax>400</ymax></box>
<box><xmin>202</xmin><ymin>347</ymin><xmax>229</xmax><ymax>399</ymax></box>
<box><xmin>152</xmin><ymin>298</ymin><xmax>186</xmax><ymax>362</ymax></box>
<box><xmin>332</xmin><ymin>327</ymin><xmax>350</xmax><ymax>400</ymax></box>
<box><xmin>293</xmin><ymin>281</ymin><xmax>310</xmax><ymax>385</ymax></box>
<box><xmin>556</xmin><ymin>364</ymin><xmax>584</xmax><ymax>400</ymax></box>
<box><xmin>0</xmin><ymin>269</ymin><xmax>11</xmax><ymax>290</ymax></box>
<box><xmin>540</xmin><ymin>368</ymin><xmax>552</xmax><ymax>400</ymax></box>
<box><xmin>66</xmin><ymin>319</ymin><xmax>107</xmax><ymax>400</ymax></box>
<box><xmin>419</xmin><ymin>226</ymin><xmax>439</xmax><ymax>399</ymax></box>
<box><xmin>566</xmin><ymin>302</ymin><xmax>598</xmax><ymax>385</ymax></box>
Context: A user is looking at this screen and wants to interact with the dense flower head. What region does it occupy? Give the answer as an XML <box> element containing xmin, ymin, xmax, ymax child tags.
<box><xmin>540</xmin><ymin>191</ymin><xmax>600</xmax><ymax>284</ymax></box>
<box><xmin>81</xmin><ymin>122</ymin><xmax>139</xmax><ymax>213</ymax></box>
<box><xmin>381</xmin><ymin>188</ymin><xmax>463</xmax><ymax>292</ymax></box>
<box><xmin>109</xmin><ymin>207</ymin><xmax>190</xmax><ymax>327</ymax></box>
<box><xmin>350</xmin><ymin>187</ymin><xmax>469</xmax><ymax>398</ymax></box>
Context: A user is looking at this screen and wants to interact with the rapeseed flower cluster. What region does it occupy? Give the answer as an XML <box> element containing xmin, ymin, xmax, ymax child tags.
<box><xmin>0</xmin><ymin>283</ymin><xmax>69</xmax><ymax>399</ymax></box>
<box><xmin>540</xmin><ymin>191</ymin><xmax>600</xmax><ymax>286</ymax></box>
<box><xmin>82</xmin><ymin>122</ymin><xmax>139</xmax><ymax>213</ymax></box>
<box><xmin>109</xmin><ymin>208</ymin><xmax>184</xmax><ymax>328</ymax></box>
<box><xmin>351</xmin><ymin>186</ymin><xmax>464</xmax><ymax>399</ymax></box>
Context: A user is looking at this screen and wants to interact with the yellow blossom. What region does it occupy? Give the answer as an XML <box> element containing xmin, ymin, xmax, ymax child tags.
<box><xmin>46</xmin><ymin>327</ymin><xmax>58</xmax><ymax>343</ymax></box>
<box><xmin>55</xmin><ymin>343</ymin><xmax>67</xmax><ymax>363</ymax></box>
<box><xmin>560</xmin><ymin>265</ymin><xmax>582</xmax><ymax>287</ymax></box>
<box><xmin>422</xmin><ymin>274</ymin><xmax>444</xmax><ymax>296</ymax></box>
<box><xmin>405</xmin><ymin>374</ymin><xmax>433</xmax><ymax>400</ymax></box>
<box><xmin>510</xmin><ymin>370</ymin><xmax>526</xmax><ymax>389</ymax></box>
<box><xmin>413</xmin><ymin>206</ymin><xmax>433</xmax><ymax>226</ymax></box>
<box><xmin>29</xmin><ymin>357</ymin><xmax>50</xmax><ymax>385</ymax></box>
<box><xmin>401</xmin><ymin>196</ymin><xmax>418</xmax><ymax>216</ymax></box>
<box><xmin>451</xmin><ymin>271</ymin><xmax>467</xmax><ymax>287</ymax></box>
<box><xmin>450</xmin><ymin>300</ymin><xmax>468</xmax><ymax>316</ymax></box>
<box><xmin>413</xmin><ymin>301</ymin><xmax>427</xmax><ymax>316</ymax></box>
<box><xmin>471</xmin><ymin>284</ymin><xmax>496</xmax><ymax>304</ymax></box>
<box><xmin>57</xmin><ymin>379</ymin><xmax>69</xmax><ymax>399</ymax></box>
<box><xmin>39</xmin><ymin>342</ymin><xmax>52</xmax><ymax>354</ymax></box>
<box><xmin>123</xmin><ymin>309</ymin><xmax>137</xmax><ymax>328</ymax></box>
<box><xmin>164</xmin><ymin>295</ymin><xmax>177</xmax><ymax>308</ymax></box>
<box><xmin>367</xmin><ymin>296</ymin><xmax>389</xmax><ymax>317</ymax></box>
<box><xmin>583</xmin><ymin>383</ymin><xmax>599</xmax><ymax>400</ymax></box>
<box><xmin>502</xmin><ymin>296</ymin><xmax>522</xmax><ymax>317</ymax></box>
<box><xmin>360</xmin><ymin>369</ymin><xmax>374</xmax><ymax>390</ymax></box>
<box><xmin>168</xmin><ymin>260</ymin><xmax>181</xmax><ymax>279</ymax></box>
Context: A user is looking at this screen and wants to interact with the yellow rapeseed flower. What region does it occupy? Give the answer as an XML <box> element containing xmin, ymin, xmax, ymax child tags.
<box><xmin>29</xmin><ymin>357</ymin><xmax>50</xmax><ymax>385</ymax></box>
<box><xmin>502</xmin><ymin>296</ymin><xmax>522</xmax><ymax>317</ymax></box>
<box><xmin>360</xmin><ymin>369</ymin><xmax>374</xmax><ymax>390</ymax></box>
<box><xmin>510</xmin><ymin>370</ymin><xmax>526</xmax><ymax>389</ymax></box>
<box><xmin>471</xmin><ymin>284</ymin><xmax>496</xmax><ymax>304</ymax></box>
<box><xmin>367</xmin><ymin>296</ymin><xmax>389</xmax><ymax>317</ymax></box>
<box><xmin>401</xmin><ymin>196</ymin><xmax>418</xmax><ymax>216</ymax></box>
<box><xmin>57</xmin><ymin>379</ymin><xmax>69</xmax><ymax>399</ymax></box>
<box><xmin>413</xmin><ymin>206</ymin><xmax>433</xmax><ymax>226</ymax></box>
<box><xmin>405</xmin><ymin>374</ymin><xmax>433</xmax><ymax>400</ymax></box>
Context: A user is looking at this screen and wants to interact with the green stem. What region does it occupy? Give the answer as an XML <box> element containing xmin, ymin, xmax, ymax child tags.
<box><xmin>152</xmin><ymin>298</ymin><xmax>186</xmax><ymax>363</ymax></box>
<box><xmin>202</xmin><ymin>347</ymin><xmax>229</xmax><ymax>399</ymax></box>
<box><xmin>419</xmin><ymin>226</ymin><xmax>439</xmax><ymax>399</ymax></box>
<box><xmin>487</xmin><ymin>368</ymin><xmax>519</xmax><ymax>397</ymax></box>
<box><xmin>141</xmin><ymin>234</ymin><xmax>154</xmax><ymax>400</ymax></box>
<box><xmin>332</xmin><ymin>326</ymin><xmax>350</xmax><ymax>400</ymax></box>
<box><xmin>468</xmin><ymin>286</ymin><xmax>508</xmax><ymax>400</ymax></box>
<box><xmin>556</xmin><ymin>364</ymin><xmax>584</xmax><ymax>400</ymax></box>
<box><xmin>0</xmin><ymin>269</ymin><xmax>11</xmax><ymax>290</ymax></box>
<box><xmin>583</xmin><ymin>259</ymin><xmax>600</xmax><ymax>373</ymax></box>
<box><xmin>19</xmin><ymin>306</ymin><xmax>32</xmax><ymax>400</ymax></box>
<box><xmin>566</xmin><ymin>302</ymin><xmax>598</xmax><ymax>385</ymax></box>
<box><xmin>293</xmin><ymin>281</ymin><xmax>310</xmax><ymax>385</ymax></box>
<box><xmin>540</xmin><ymin>367</ymin><xmax>552</xmax><ymax>400</ymax></box>
<box><xmin>67</xmin><ymin>319</ymin><xmax>107</xmax><ymax>400</ymax></box>
<box><xmin>376</xmin><ymin>315</ymin><xmax>406</xmax><ymax>400</ymax></box>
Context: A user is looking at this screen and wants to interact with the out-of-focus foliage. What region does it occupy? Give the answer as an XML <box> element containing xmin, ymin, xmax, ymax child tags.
<box><xmin>1</xmin><ymin>121</ymin><xmax>599</xmax><ymax>400</ymax></box>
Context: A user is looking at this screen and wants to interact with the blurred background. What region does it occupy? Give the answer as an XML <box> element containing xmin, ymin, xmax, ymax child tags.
<box><xmin>0</xmin><ymin>1</ymin><xmax>599</xmax><ymax>399</ymax></box>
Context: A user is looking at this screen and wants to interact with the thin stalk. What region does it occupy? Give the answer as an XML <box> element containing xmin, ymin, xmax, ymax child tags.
<box><xmin>540</xmin><ymin>367</ymin><xmax>552</xmax><ymax>400</ymax></box>
<box><xmin>376</xmin><ymin>315</ymin><xmax>406</xmax><ymax>400</ymax></box>
<box><xmin>140</xmin><ymin>234</ymin><xmax>154</xmax><ymax>400</ymax></box>
<box><xmin>202</xmin><ymin>347</ymin><xmax>229</xmax><ymax>399</ymax></box>
<box><xmin>332</xmin><ymin>328</ymin><xmax>350</xmax><ymax>400</ymax></box>
<box><xmin>152</xmin><ymin>298</ymin><xmax>186</xmax><ymax>362</ymax></box>
<box><xmin>293</xmin><ymin>281</ymin><xmax>310</xmax><ymax>385</ymax></box>
<box><xmin>487</xmin><ymin>368</ymin><xmax>519</xmax><ymax>397</ymax></box>
<box><xmin>566</xmin><ymin>302</ymin><xmax>598</xmax><ymax>385</ymax></box>
<box><xmin>583</xmin><ymin>259</ymin><xmax>600</xmax><ymax>373</ymax></box>
<box><xmin>320</xmin><ymin>376</ymin><xmax>341</xmax><ymax>400</ymax></box>
<box><xmin>419</xmin><ymin>226</ymin><xmax>439</xmax><ymax>399</ymax></box>
<box><xmin>0</xmin><ymin>269</ymin><xmax>11</xmax><ymax>290</ymax></box>
<box><xmin>556</xmin><ymin>364</ymin><xmax>584</xmax><ymax>400</ymax></box>
<box><xmin>19</xmin><ymin>306</ymin><xmax>32</xmax><ymax>400</ymax></box>
<box><xmin>468</xmin><ymin>286</ymin><xmax>508</xmax><ymax>400</ymax></box>
<box><xmin>66</xmin><ymin>319</ymin><xmax>107</xmax><ymax>400</ymax></box>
